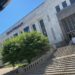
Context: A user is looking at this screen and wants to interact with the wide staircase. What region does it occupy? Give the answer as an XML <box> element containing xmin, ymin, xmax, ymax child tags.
<box><xmin>19</xmin><ymin>45</ymin><xmax>75</xmax><ymax>75</ymax></box>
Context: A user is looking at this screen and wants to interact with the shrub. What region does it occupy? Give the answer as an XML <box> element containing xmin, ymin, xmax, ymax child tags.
<box><xmin>2</xmin><ymin>32</ymin><xmax>50</xmax><ymax>66</ymax></box>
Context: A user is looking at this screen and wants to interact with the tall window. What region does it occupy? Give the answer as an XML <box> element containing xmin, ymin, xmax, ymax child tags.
<box><xmin>39</xmin><ymin>19</ymin><xmax>47</xmax><ymax>36</ymax></box>
<box><xmin>62</xmin><ymin>1</ymin><xmax>67</xmax><ymax>8</ymax></box>
<box><xmin>51</xmin><ymin>28</ymin><xmax>56</xmax><ymax>40</ymax></box>
<box><xmin>70</xmin><ymin>0</ymin><xmax>75</xmax><ymax>4</ymax></box>
<box><xmin>55</xmin><ymin>5</ymin><xmax>60</xmax><ymax>13</ymax></box>
<box><xmin>32</xmin><ymin>24</ymin><xmax>36</xmax><ymax>31</ymax></box>
<box><xmin>24</xmin><ymin>26</ymin><xmax>29</xmax><ymax>32</ymax></box>
<box><xmin>13</xmin><ymin>33</ymin><xmax>18</xmax><ymax>37</ymax></box>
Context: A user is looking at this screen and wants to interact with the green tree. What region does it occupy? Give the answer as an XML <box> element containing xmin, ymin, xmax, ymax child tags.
<box><xmin>2</xmin><ymin>36</ymin><xmax>23</xmax><ymax>67</ymax></box>
<box><xmin>21</xmin><ymin>32</ymin><xmax>50</xmax><ymax>63</ymax></box>
<box><xmin>2</xmin><ymin>32</ymin><xmax>50</xmax><ymax>66</ymax></box>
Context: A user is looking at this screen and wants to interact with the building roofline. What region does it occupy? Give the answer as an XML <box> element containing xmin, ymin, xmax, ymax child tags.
<box><xmin>1</xmin><ymin>0</ymin><xmax>45</xmax><ymax>35</ymax></box>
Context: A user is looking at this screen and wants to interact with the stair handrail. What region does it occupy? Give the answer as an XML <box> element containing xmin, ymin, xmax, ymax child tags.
<box><xmin>23</xmin><ymin>48</ymin><xmax>54</xmax><ymax>72</ymax></box>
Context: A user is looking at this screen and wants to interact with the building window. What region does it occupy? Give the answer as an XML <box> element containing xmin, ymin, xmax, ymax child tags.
<box><xmin>24</xmin><ymin>26</ymin><xmax>29</xmax><ymax>32</ymax></box>
<box><xmin>32</xmin><ymin>24</ymin><xmax>36</xmax><ymax>31</ymax></box>
<box><xmin>62</xmin><ymin>1</ymin><xmax>67</xmax><ymax>8</ymax></box>
<box><xmin>70</xmin><ymin>0</ymin><xmax>75</xmax><ymax>4</ymax></box>
<box><xmin>13</xmin><ymin>33</ymin><xmax>18</xmax><ymax>37</ymax></box>
<box><xmin>20</xmin><ymin>31</ymin><xmax>23</xmax><ymax>34</ymax></box>
<box><xmin>51</xmin><ymin>28</ymin><xmax>56</xmax><ymax>40</ymax></box>
<box><xmin>55</xmin><ymin>5</ymin><xmax>61</xmax><ymax>13</ymax></box>
<box><xmin>39</xmin><ymin>19</ymin><xmax>47</xmax><ymax>36</ymax></box>
<box><xmin>47</xmin><ymin>15</ymin><xmax>50</xmax><ymax>21</ymax></box>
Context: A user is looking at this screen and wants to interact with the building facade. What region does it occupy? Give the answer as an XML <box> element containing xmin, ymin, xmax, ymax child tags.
<box><xmin>0</xmin><ymin>0</ymin><xmax>75</xmax><ymax>47</ymax></box>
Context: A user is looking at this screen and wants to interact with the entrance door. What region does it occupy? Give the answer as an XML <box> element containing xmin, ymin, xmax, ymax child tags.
<box><xmin>61</xmin><ymin>14</ymin><xmax>75</xmax><ymax>43</ymax></box>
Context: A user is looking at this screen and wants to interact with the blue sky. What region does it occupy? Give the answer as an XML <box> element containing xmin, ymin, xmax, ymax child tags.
<box><xmin>0</xmin><ymin>0</ymin><xmax>44</xmax><ymax>34</ymax></box>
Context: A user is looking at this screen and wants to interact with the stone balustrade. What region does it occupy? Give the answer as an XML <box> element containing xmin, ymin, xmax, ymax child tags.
<box><xmin>19</xmin><ymin>49</ymin><xmax>54</xmax><ymax>73</ymax></box>
<box><xmin>54</xmin><ymin>45</ymin><xmax>75</xmax><ymax>57</ymax></box>
<box><xmin>24</xmin><ymin>51</ymin><xmax>51</xmax><ymax>72</ymax></box>
<box><xmin>18</xmin><ymin>45</ymin><xmax>75</xmax><ymax>75</ymax></box>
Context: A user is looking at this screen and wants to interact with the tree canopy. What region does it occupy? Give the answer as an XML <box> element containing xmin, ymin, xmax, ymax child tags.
<box><xmin>2</xmin><ymin>32</ymin><xmax>50</xmax><ymax>66</ymax></box>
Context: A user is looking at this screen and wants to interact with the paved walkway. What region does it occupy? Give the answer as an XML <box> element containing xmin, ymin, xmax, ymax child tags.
<box><xmin>0</xmin><ymin>67</ymin><xmax>14</xmax><ymax>75</ymax></box>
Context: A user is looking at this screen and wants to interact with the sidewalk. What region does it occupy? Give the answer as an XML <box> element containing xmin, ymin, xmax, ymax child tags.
<box><xmin>0</xmin><ymin>67</ymin><xmax>13</xmax><ymax>75</ymax></box>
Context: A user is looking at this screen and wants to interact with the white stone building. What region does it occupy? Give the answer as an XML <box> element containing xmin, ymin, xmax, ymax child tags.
<box><xmin>1</xmin><ymin>0</ymin><xmax>75</xmax><ymax>48</ymax></box>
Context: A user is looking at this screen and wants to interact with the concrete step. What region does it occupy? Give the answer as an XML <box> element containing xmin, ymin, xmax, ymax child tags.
<box><xmin>20</xmin><ymin>46</ymin><xmax>75</xmax><ymax>75</ymax></box>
